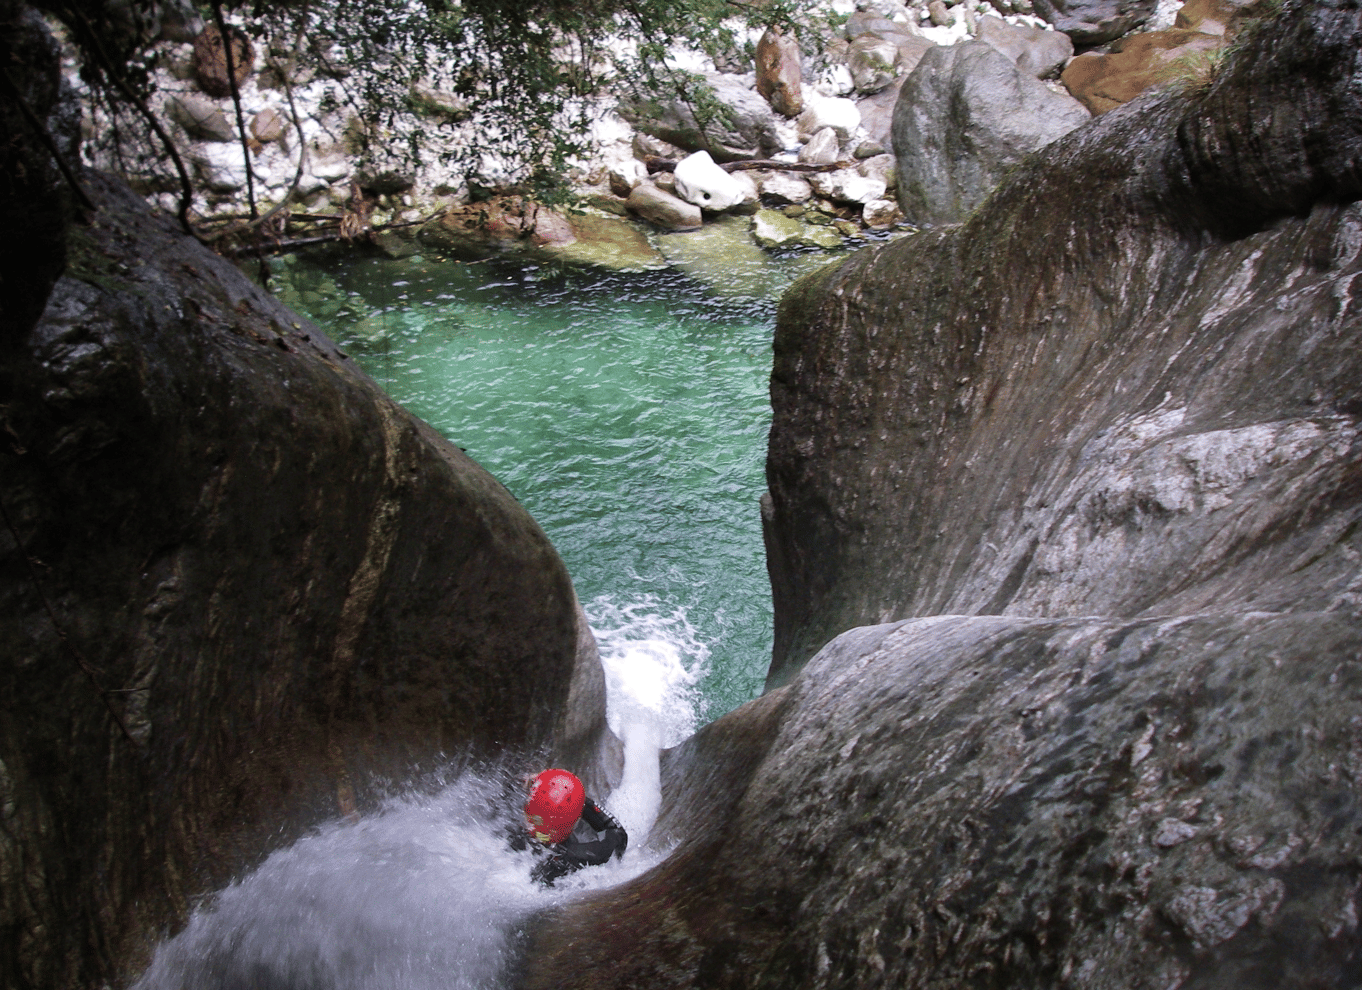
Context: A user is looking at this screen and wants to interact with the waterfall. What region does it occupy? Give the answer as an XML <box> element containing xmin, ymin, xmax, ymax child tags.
<box><xmin>132</xmin><ymin>595</ymin><xmax>706</xmax><ymax>990</ymax></box>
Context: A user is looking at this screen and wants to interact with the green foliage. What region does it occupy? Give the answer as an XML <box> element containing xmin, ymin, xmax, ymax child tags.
<box><xmin>40</xmin><ymin>0</ymin><xmax>810</xmax><ymax>212</ymax></box>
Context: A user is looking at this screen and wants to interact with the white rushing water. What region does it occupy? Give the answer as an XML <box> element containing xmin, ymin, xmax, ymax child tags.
<box><xmin>133</xmin><ymin>596</ymin><xmax>708</xmax><ymax>990</ymax></box>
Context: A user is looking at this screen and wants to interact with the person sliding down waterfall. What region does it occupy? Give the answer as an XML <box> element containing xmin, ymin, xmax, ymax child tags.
<box><xmin>509</xmin><ymin>769</ymin><xmax>627</xmax><ymax>885</ymax></box>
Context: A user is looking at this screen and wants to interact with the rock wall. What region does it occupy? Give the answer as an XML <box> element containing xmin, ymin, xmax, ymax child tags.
<box><xmin>1</xmin><ymin>84</ymin><xmax>613</xmax><ymax>990</ymax></box>
<box><xmin>765</xmin><ymin>0</ymin><xmax>1362</xmax><ymax>683</ymax></box>
<box><xmin>513</xmin><ymin>1</ymin><xmax>1362</xmax><ymax>987</ymax></box>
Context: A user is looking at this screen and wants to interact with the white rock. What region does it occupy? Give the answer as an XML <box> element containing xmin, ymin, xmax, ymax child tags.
<box><xmin>309</xmin><ymin>152</ymin><xmax>351</xmax><ymax>183</ymax></box>
<box><xmin>809</xmin><ymin>169</ymin><xmax>887</xmax><ymax>204</ymax></box>
<box><xmin>815</xmin><ymin>63</ymin><xmax>856</xmax><ymax>97</ymax></box>
<box><xmin>757</xmin><ymin>171</ymin><xmax>814</xmax><ymax>203</ymax></box>
<box><xmin>730</xmin><ymin>170</ymin><xmax>760</xmax><ymax>209</ymax></box>
<box><xmin>673</xmin><ymin>150</ymin><xmax>747</xmax><ymax>212</ymax></box>
<box><xmin>190</xmin><ymin>142</ymin><xmax>249</xmax><ymax>193</ymax></box>
<box><xmin>858</xmin><ymin>153</ymin><xmax>898</xmax><ymax>191</ymax></box>
<box><xmin>862</xmin><ymin>198</ymin><xmax>903</xmax><ymax>227</ymax></box>
<box><xmin>797</xmin><ymin>97</ymin><xmax>861</xmax><ymax>142</ymax></box>
<box><xmin>798</xmin><ymin>127</ymin><xmax>841</xmax><ymax>165</ymax></box>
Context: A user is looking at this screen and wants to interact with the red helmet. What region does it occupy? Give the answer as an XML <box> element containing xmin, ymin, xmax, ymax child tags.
<box><xmin>524</xmin><ymin>769</ymin><xmax>585</xmax><ymax>844</ymax></box>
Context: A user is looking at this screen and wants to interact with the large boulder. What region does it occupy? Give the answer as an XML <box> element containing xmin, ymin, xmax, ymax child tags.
<box><xmin>523</xmin><ymin>609</ymin><xmax>1362</xmax><ymax>990</ymax></box>
<box><xmin>617</xmin><ymin>74</ymin><xmax>784</xmax><ymax>162</ymax></box>
<box><xmin>1</xmin><ymin>173</ymin><xmax>612</xmax><ymax>989</ymax></box>
<box><xmin>975</xmin><ymin>12</ymin><xmax>1075</xmax><ymax>77</ymax></box>
<box><xmin>1032</xmin><ymin>0</ymin><xmax>1158</xmax><ymax>45</ymax></box>
<box><xmin>191</xmin><ymin>23</ymin><xmax>254</xmax><ymax>98</ymax></box>
<box><xmin>165</xmin><ymin>92</ymin><xmax>235</xmax><ymax>142</ymax></box>
<box><xmin>1062</xmin><ymin>28</ymin><xmax>1226</xmax><ymax>115</ymax></box>
<box><xmin>755</xmin><ymin>28</ymin><xmax>803</xmax><ymax>117</ymax></box>
<box><xmin>516</xmin><ymin>4</ymin><xmax>1362</xmax><ymax>986</ymax></box>
<box><xmin>892</xmin><ymin>40</ymin><xmax>1090</xmax><ymax>225</ymax></box>
<box><xmin>673</xmin><ymin>150</ymin><xmax>747</xmax><ymax>211</ymax></box>
<box><xmin>626</xmin><ymin>182</ymin><xmax>703</xmax><ymax>230</ymax></box>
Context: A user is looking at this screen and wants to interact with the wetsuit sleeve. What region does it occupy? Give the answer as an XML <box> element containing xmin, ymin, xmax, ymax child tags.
<box><xmin>560</xmin><ymin>798</ymin><xmax>628</xmax><ymax>867</ymax></box>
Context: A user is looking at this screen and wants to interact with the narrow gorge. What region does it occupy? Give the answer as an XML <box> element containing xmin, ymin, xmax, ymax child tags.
<box><xmin>2</xmin><ymin>0</ymin><xmax>1361</xmax><ymax>988</ymax></box>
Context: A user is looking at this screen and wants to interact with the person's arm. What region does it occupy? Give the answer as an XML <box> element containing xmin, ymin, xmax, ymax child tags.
<box><xmin>561</xmin><ymin>798</ymin><xmax>628</xmax><ymax>867</ymax></box>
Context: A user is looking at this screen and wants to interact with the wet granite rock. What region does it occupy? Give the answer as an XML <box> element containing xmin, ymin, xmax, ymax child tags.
<box><xmin>0</xmin><ymin>172</ymin><xmax>612</xmax><ymax>989</ymax></box>
<box><xmin>521</xmin><ymin>610</ymin><xmax>1362</xmax><ymax>990</ymax></box>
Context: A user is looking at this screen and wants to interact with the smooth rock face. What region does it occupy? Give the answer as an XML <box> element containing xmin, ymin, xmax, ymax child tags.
<box><xmin>518</xmin><ymin>5</ymin><xmax>1362</xmax><ymax>987</ymax></box>
<box><xmin>892</xmin><ymin>40</ymin><xmax>1090</xmax><ymax>225</ymax></box>
<box><xmin>0</xmin><ymin>174</ymin><xmax>612</xmax><ymax>989</ymax></box>
<box><xmin>1062</xmin><ymin>28</ymin><xmax>1225</xmax><ymax>115</ymax></box>
<box><xmin>522</xmin><ymin>610</ymin><xmax>1362</xmax><ymax>990</ymax></box>
<box><xmin>672</xmin><ymin>149</ymin><xmax>746</xmax><ymax>211</ymax></box>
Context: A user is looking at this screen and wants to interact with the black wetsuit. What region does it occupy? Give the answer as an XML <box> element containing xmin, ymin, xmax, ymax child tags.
<box><xmin>510</xmin><ymin>797</ymin><xmax>628</xmax><ymax>885</ymax></box>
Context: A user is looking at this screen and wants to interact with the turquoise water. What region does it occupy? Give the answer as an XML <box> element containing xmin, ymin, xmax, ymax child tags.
<box><xmin>271</xmin><ymin>249</ymin><xmax>808</xmax><ymax>719</ymax></box>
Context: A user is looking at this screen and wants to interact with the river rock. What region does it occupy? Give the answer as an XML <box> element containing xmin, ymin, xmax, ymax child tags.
<box><xmin>751</xmin><ymin>207</ymin><xmax>842</xmax><ymax>249</ymax></box>
<box><xmin>756</xmin><ymin>170</ymin><xmax>814</xmax><ymax>203</ymax></box>
<box><xmin>1</xmin><ymin>172</ymin><xmax>612</xmax><ymax>989</ymax></box>
<box><xmin>166</xmin><ymin>92</ymin><xmax>234</xmax><ymax>141</ymax></box>
<box><xmin>409</xmin><ymin>80</ymin><xmax>470</xmax><ymax>124</ymax></box>
<box><xmin>861</xmin><ymin>196</ymin><xmax>903</xmax><ymax>225</ymax></box>
<box><xmin>857</xmin><ymin>152</ymin><xmax>897</xmax><ymax>190</ymax></box>
<box><xmin>250</xmin><ymin>106</ymin><xmax>287</xmax><ymax>143</ymax></box>
<box><xmin>795</xmin><ymin>95</ymin><xmax>861</xmax><ymax>142</ymax></box>
<box><xmin>808</xmin><ymin>168</ymin><xmax>886</xmax><ymax>204</ymax></box>
<box><xmin>625</xmin><ymin>182</ymin><xmax>703</xmax><ymax>230</ymax></box>
<box><xmin>418</xmin><ymin>196</ymin><xmax>577</xmax><ymax>259</ymax></box>
<box><xmin>975</xmin><ymin>12</ymin><xmax>1074</xmax><ymax>77</ymax></box>
<box><xmin>618</xmin><ymin>74</ymin><xmax>784</xmax><ymax>162</ymax></box>
<box><xmin>847</xmin><ymin>33</ymin><xmax>901</xmax><ymax>93</ymax></box>
<box><xmin>854</xmin><ymin>75</ymin><xmax>906</xmax><ymax>151</ymax></box>
<box><xmin>1032</xmin><ymin>0</ymin><xmax>1157</xmax><ymax>44</ymax></box>
<box><xmin>607</xmin><ymin>160</ymin><xmax>647</xmax><ymax>197</ymax></box>
<box><xmin>189</xmin><ymin>141</ymin><xmax>248</xmax><ymax>192</ymax></box>
<box><xmin>673</xmin><ymin>150</ymin><xmax>746</xmax><ymax>212</ymax></box>
<box><xmin>1061</xmin><ymin>28</ymin><xmax>1226</xmax><ymax>115</ymax></box>
<box><xmin>892</xmin><ymin>40</ymin><xmax>1090</xmax><ymax>225</ymax></box>
<box><xmin>191</xmin><ymin>23</ymin><xmax>254</xmax><ymax>97</ymax></box>
<box><xmin>797</xmin><ymin>126</ymin><xmax>841</xmax><ymax>164</ymax></box>
<box><xmin>1175</xmin><ymin>0</ymin><xmax>1253</xmax><ymax>35</ymax></box>
<box><xmin>542</xmin><ymin>213</ymin><xmax>669</xmax><ymax>271</ymax></box>
<box><xmin>755</xmin><ymin>28</ymin><xmax>803</xmax><ymax>117</ymax></box>
<box><xmin>518</xmin><ymin>6</ymin><xmax>1362</xmax><ymax>988</ymax></box>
